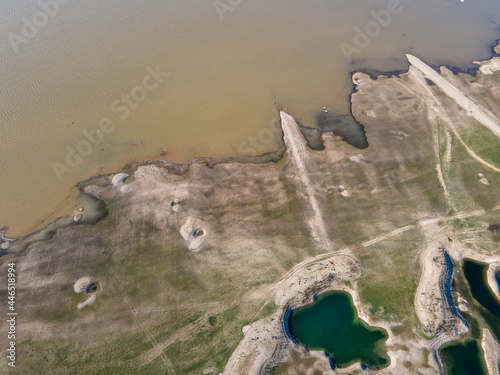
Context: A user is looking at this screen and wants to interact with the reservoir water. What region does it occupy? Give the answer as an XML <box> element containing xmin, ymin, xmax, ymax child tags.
<box><xmin>289</xmin><ymin>291</ymin><xmax>389</xmax><ymax>370</ymax></box>
<box><xmin>1</xmin><ymin>0</ymin><xmax>500</xmax><ymax>236</ymax></box>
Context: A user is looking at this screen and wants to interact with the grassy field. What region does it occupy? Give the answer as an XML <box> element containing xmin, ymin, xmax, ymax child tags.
<box><xmin>355</xmin><ymin>229</ymin><xmax>422</xmax><ymax>332</ymax></box>
<box><xmin>461</xmin><ymin>122</ymin><xmax>500</xmax><ymax>170</ymax></box>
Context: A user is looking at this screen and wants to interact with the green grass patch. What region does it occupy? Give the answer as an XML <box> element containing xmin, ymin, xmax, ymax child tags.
<box><xmin>355</xmin><ymin>229</ymin><xmax>422</xmax><ymax>332</ymax></box>
<box><xmin>461</xmin><ymin>122</ymin><xmax>500</xmax><ymax>170</ymax></box>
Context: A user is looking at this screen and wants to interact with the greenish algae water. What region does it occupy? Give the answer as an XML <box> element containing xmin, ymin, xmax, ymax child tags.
<box><xmin>289</xmin><ymin>291</ymin><xmax>389</xmax><ymax>370</ymax></box>
<box><xmin>440</xmin><ymin>340</ymin><xmax>487</xmax><ymax>375</ymax></box>
<box><xmin>463</xmin><ymin>259</ymin><xmax>500</xmax><ymax>339</ymax></box>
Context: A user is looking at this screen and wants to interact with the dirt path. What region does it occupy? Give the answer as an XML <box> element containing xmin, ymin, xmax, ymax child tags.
<box><xmin>275</xmin><ymin>205</ymin><xmax>500</xmax><ymax>292</ymax></box>
<box><xmin>280</xmin><ymin>111</ymin><xmax>332</xmax><ymax>249</ymax></box>
<box><xmin>392</xmin><ymin>78</ymin><xmax>455</xmax><ymax>209</ymax></box>
<box><xmin>405</xmin><ymin>66</ymin><xmax>500</xmax><ymax>174</ymax></box>
<box><xmin>407</xmin><ymin>54</ymin><xmax>500</xmax><ymax>138</ymax></box>
<box><xmin>113</xmin><ymin>275</ymin><xmax>174</xmax><ymax>373</ymax></box>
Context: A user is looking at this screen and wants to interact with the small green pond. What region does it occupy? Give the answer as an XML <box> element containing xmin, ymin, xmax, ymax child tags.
<box><xmin>440</xmin><ymin>340</ymin><xmax>487</xmax><ymax>375</ymax></box>
<box><xmin>289</xmin><ymin>291</ymin><xmax>389</xmax><ymax>370</ymax></box>
<box><xmin>463</xmin><ymin>259</ymin><xmax>500</xmax><ymax>339</ymax></box>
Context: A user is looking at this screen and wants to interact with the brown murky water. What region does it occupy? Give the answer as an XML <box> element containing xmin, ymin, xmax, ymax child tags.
<box><xmin>1</xmin><ymin>0</ymin><xmax>499</xmax><ymax>236</ymax></box>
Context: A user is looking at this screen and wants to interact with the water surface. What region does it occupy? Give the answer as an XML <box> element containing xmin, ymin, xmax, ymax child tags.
<box><xmin>289</xmin><ymin>291</ymin><xmax>389</xmax><ymax>370</ymax></box>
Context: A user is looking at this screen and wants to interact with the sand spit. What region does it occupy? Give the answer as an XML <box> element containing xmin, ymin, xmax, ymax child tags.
<box><xmin>415</xmin><ymin>243</ymin><xmax>450</xmax><ymax>336</ymax></box>
<box><xmin>279</xmin><ymin>111</ymin><xmax>331</xmax><ymax>250</ymax></box>
<box><xmin>404</xmin><ymin>58</ymin><xmax>500</xmax><ymax>175</ymax></box>
<box><xmin>482</xmin><ymin>328</ymin><xmax>500</xmax><ymax>375</ymax></box>
<box><xmin>407</xmin><ymin>54</ymin><xmax>500</xmax><ymax>138</ymax></box>
<box><xmin>413</xmin><ymin>225</ymin><xmax>470</xmax><ymax>374</ymax></box>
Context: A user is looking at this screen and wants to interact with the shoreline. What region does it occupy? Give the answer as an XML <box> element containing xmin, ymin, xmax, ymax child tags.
<box><xmin>3</xmin><ymin>37</ymin><xmax>500</xmax><ymax>244</ymax></box>
<box><xmin>0</xmin><ymin>140</ymin><xmax>287</xmax><ymax>256</ymax></box>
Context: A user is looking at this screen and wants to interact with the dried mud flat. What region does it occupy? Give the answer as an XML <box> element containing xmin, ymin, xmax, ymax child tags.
<box><xmin>1</xmin><ymin>45</ymin><xmax>500</xmax><ymax>375</ymax></box>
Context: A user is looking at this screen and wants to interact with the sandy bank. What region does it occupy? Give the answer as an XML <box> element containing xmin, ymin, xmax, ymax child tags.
<box><xmin>279</xmin><ymin>111</ymin><xmax>331</xmax><ymax>250</ymax></box>
<box><xmin>482</xmin><ymin>328</ymin><xmax>500</xmax><ymax>375</ymax></box>
<box><xmin>486</xmin><ymin>262</ymin><xmax>500</xmax><ymax>302</ymax></box>
<box><xmin>407</xmin><ymin>54</ymin><xmax>500</xmax><ymax>138</ymax></box>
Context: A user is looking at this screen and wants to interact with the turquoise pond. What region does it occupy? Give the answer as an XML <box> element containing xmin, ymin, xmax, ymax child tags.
<box><xmin>289</xmin><ymin>291</ymin><xmax>389</xmax><ymax>370</ymax></box>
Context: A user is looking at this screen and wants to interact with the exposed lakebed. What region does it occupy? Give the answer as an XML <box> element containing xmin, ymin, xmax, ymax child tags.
<box><xmin>289</xmin><ymin>291</ymin><xmax>389</xmax><ymax>370</ymax></box>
